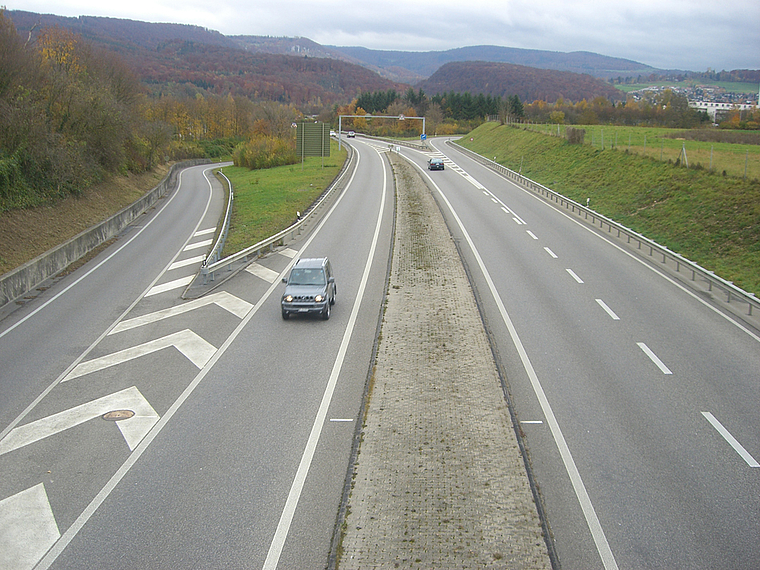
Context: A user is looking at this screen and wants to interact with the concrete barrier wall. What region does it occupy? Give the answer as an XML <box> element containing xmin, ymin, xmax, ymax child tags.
<box><xmin>0</xmin><ymin>159</ymin><xmax>211</xmax><ymax>310</ymax></box>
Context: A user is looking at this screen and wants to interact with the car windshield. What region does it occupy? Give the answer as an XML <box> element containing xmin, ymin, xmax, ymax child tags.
<box><xmin>289</xmin><ymin>268</ymin><xmax>326</xmax><ymax>286</ymax></box>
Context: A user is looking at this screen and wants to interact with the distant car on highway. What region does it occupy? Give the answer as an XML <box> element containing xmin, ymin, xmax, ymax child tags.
<box><xmin>281</xmin><ymin>257</ymin><xmax>336</xmax><ymax>320</ymax></box>
<box><xmin>347</xmin><ymin>130</ymin><xmax>356</xmax><ymax>138</ymax></box>
<box><xmin>428</xmin><ymin>158</ymin><xmax>444</xmax><ymax>170</ymax></box>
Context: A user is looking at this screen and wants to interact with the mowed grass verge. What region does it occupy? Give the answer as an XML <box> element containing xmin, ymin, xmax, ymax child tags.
<box><xmin>460</xmin><ymin>122</ymin><xmax>760</xmax><ymax>295</ymax></box>
<box><xmin>220</xmin><ymin>141</ymin><xmax>347</xmax><ymax>257</ymax></box>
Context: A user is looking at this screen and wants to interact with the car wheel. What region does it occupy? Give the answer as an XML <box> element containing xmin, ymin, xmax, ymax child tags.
<box><xmin>282</xmin><ymin>310</ymin><xmax>289</xmax><ymax>320</ymax></box>
<box><xmin>322</xmin><ymin>303</ymin><xmax>330</xmax><ymax>320</ymax></box>
<box><xmin>330</xmin><ymin>286</ymin><xmax>336</xmax><ymax>305</ymax></box>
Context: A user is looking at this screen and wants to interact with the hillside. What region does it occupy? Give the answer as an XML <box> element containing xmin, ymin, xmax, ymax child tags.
<box><xmin>329</xmin><ymin>44</ymin><xmax>665</xmax><ymax>81</ymax></box>
<box><xmin>419</xmin><ymin>61</ymin><xmax>623</xmax><ymax>103</ymax></box>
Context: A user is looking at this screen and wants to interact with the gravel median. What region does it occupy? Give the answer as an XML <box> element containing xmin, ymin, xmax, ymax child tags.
<box><xmin>335</xmin><ymin>152</ymin><xmax>552</xmax><ymax>569</ymax></box>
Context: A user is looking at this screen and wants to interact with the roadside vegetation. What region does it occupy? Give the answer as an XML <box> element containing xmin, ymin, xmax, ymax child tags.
<box><xmin>459</xmin><ymin>122</ymin><xmax>760</xmax><ymax>295</ymax></box>
<box><xmin>220</xmin><ymin>140</ymin><xmax>347</xmax><ymax>257</ymax></box>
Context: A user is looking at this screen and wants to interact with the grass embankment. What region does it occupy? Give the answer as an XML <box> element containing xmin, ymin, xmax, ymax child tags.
<box><xmin>460</xmin><ymin>122</ymin><xmax>760</xmax><ymax>295</ymax></box>
<box><xmin>220</xmin><ymin>141</ymin><xmax>347</xmax><ymax>257</ymax></box>
<box><xmin>522</xmin><ymin>123</ymin><xmax>760</xmax><ymax>180</ymax></box>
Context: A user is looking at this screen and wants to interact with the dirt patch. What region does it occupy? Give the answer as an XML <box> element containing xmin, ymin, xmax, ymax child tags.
<box><xmin>0</xmin><ymin>166</ymin><xmax>170</xmax><ymax>276</ymax></box>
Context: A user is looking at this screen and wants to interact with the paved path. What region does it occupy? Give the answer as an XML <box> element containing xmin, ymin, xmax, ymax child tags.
<box><xmin>337</xmin><ymin>154</ymin><xmax>552</xmax><ymax>569</ymax></box>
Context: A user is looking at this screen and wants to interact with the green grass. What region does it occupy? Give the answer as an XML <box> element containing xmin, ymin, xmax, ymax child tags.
<box><xmin>219</xmin><ymin>140</ymin><xmax>347</xmax><ymax>256</ymax></box>
<box><xmin>521</xmin><ymin>123</ymin><xmax>760</xmax><ymax>180</ymax></box>
<box><xmin>460</xmin><ymin>123</ymin><xmax>760</xmax><ymax>295</ymax></box>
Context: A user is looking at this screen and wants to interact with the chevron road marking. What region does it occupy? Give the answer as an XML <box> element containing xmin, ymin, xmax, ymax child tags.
<box><xmin>145</xmin><ymin>275</ymin><xmax>194</xmax><ymax>296</ymax></box>
<box><xmin>63</xmin><ymin>330</ymin><xmax>216</xmax><ymax>381</ymax></box>
<box><xmin>110</xmin><ymin>292</ymin><xmax>252</xmax><ymax>334</ymax></box>
<box><xmin>246</xmin><ymin>263</ymin><xmax>281</xmax><ymax>283</ymax></box>
<box><xmin>0</xmin><ymin>386</ymin><xmax>159</xmax><ymax>456</ymax></box>
<box><xmin>0</xmin><ymin>483</ymin><xmax>60</xmax><ymax>570</ymax></box>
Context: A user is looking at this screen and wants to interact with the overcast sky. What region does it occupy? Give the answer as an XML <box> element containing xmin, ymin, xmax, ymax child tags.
<box><xmin>11</xmin><ymin>0</ymin><xmax>760</xmax><ymax>72</ymax></box>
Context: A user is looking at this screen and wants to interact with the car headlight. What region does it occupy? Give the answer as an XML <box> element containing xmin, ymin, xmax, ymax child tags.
<box><xmin>284</xmin><ymin>295</ymin><xmax>293</xmax><ymax>302</ymax></box>
<box><xmin>315</xmin><ymin>294</ymin><xmax>324</xmax><ymax>303</ymax></box>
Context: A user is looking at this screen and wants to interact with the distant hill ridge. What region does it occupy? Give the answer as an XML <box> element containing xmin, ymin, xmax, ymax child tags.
<box><xmin>7</xmin><ymin>10</ymin><xmax>666</xmax><ymax>105</ymax></box>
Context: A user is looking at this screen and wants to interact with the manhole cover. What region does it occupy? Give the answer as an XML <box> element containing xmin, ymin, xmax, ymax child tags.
<box><xmin>102</xmin><ymin>410</ymin><xmax>135</xmax><ymax>421</ymax></box>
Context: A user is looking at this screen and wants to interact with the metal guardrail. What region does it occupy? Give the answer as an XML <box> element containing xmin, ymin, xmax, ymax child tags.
<box><xmin>203</xmin><ymin>169</ymin><xmax>234</xmax><ymax>267</ymax></box>
<box><xmin>449</xmin><ymin>140</ymin><xmax>759</xmax><ymax>319</ymax></box>
<box><xmin>200</xmin><ymin>144</ymin><xmax>356</xmax><ymax>283</ymax></box>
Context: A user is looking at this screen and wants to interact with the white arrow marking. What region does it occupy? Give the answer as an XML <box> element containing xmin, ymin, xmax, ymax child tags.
<box><xmin>0</xmin><ymin>386</ymin><xmax>159</xmax><ymax>456</ymax></box>
<box><xmin>0</xmin><ymin>484</ymin><xmax>60</xmax><ymax>570</ymax></box>
<box><xmin>110</xmin><ymin>292</ymin><xmax>252</xmax><ymax>334</ymax></box>
<box><xmin>246</xmin><ymin>263</ymin><xmax>280</xmax><ymax>283</ymax></box>
<box><xmin>64</xmin><ymin>330</ymin><xmax>216</xmax><ymax>381</ymax></box>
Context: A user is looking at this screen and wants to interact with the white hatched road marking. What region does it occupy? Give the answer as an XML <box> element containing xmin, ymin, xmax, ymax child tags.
<box><xmin>194</xmin><ymin>228</ymin><xmax>216</xmax><ymax>236</ymax></box>
<box><xmin>278</xmin><ymin>248</ymin><xmax>298</xmax><ymax>259</ymax></box>
<box><xmin>110</xmin><ymin>292</ymin><xmax>252</xmax><ymax>334</ymax></box>
<box><xmin>183</xmin><ymin>238</ymin><xmax>213</xmax><ymax>251</ymax></box>
<box><xmin>246</xmin><ymin>263</ymin><xmax>280</xmax><ymax>283</ymax></box>
<box><xmin>0</xmin><ymin>484</ymin><xmax>60</xmax><ymax>570</ymax></box>
<box><xmin>168</xmin><ymin>254</ymin><xmax>206</xmax><ymax>270</ymax></box>
<box><xmin>145</xmin><ymin>275</ymin><xmax>193</xmax><ymax>296</ymax></box>
<box><xmin>64</xmin><ymin>330</ymin><xmax>216</xmax><ymax>381</ymax></box>
<box><xmin>637</xmin><ymin>342</ymin><xmax>673</xmax><ymax>374</ymax></box>
<box><xmin>544</xmin><ymin>247</ymin><xmax>558</xmax><ymax>258</ymax></box>
<box><xmin>0</xmin><ymin>386</ymin><xmax>159</xmax><ymax>455</ymax></box>
<box><xmin>701</xmin><ymin>412</ymin><xmax>760</xmax><ymax>467</ymax></box>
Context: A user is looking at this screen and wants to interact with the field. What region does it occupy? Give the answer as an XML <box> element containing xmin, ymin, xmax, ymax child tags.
<box><xmin>459</xmin><ymin>122</ymin><xmax>760</xmax><ymax>295</ymax></box>
<box><xmin>220</xmin><ymin>141</ymin><xmax>347</xmax><ymax>257</ymax></box>
<box><xmin>522</xmin><ymin>123</ymin><xmax>760</xmax><ymax>180</ymax></box>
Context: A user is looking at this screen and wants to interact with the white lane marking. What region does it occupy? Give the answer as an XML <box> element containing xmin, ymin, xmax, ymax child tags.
<box><xmin>544</xmin><ymin>247</ymin><xmax>558</xmax><ymax>259</ymax></box>
<box><xmin>329</xmin><ymin>418</ymin><xmax>354</xmax><ymax>423</ymax></box>
<box><xmin>409</xmin><ymin>154</ymin><xmax>620</xmax><ymax>570</ymax></box>
<box><xmin>246</xmin><ymin>263</ymin><xmax>280</xmax><ymax>283</ymax></box>
<box><xmin>168</xmin><ymin>254</ymin><xmax>206</xmax><ymax>270</ymax></box>
<box><xmin>0</xmin><ymin>165</ymin><xmax>218</xmax><ymax>444</ymax></box>
<box><xmin>35</xmin><ymin>142</ymin><xmax>363</xmax><ymax>570</ymax></box>
<box><xmin>513</xmin><ymin>217</ymin><xmax>524</xmax><ymax>225</ymax></box>
<box><xmin>527</xmin><ymin>230</ymin><xmax>539</xmax><ymax>240</ymax></box>
<box><xmin>278</xmin><ymin>247</ymin><xmax>298</xmax><ymax>259</ymax></box>
<box><xmin>145</xmin><ymin>275</ymin><xmax>194</xmax><ymax>297</ymax></box>
<box><xmin>0</xmin><ymin>386</ymin><xmax>159</xmax><ymax>455</ymax></box>
<box><xmin>596</xmin><ymin>299</ymin><xmax>620</xmax><ymax>320</ymax></box>
<box><xmin>183</xmin><ymin>238</ymin><xmax>213</xmax><ymax>251</ymax></box>
<box><xmin>64</xmin><ymin>330</ymin><xmax>216</xmax><ymax>381</ymax></box>
<box><xmin>110</xmin><ymin>292</ymin><xmax>253</xmax><ymax>334</ymax></box>
<box><xmin>566</xmin><ymin>268</ymin><xmax>584</xmax><ymax>283</ymax></box>
<box><xmin>521</xmin><ymin>420</ymin><xmax>544</xmax><ymax>424</ymax></box>
<box><xmin>0</xmin><ymin>484</ymin><xmax>60</xmax><ymax>570</ymax></box>
<box><xmin>636</xmin><ymin>342</ymin><xmax>672</xmax><ymax>374</ymax></box>
<box><xmin>194</xmin><ymin>227</ymin><xmax>216</xmax><ymax>237</ymax></box>
<box><xmin>701</xmin><ymin>412</ymin><xmax>760</xmax><ymax>467</ymax></box>
<box><xmin>263</xmin><ymin>146</ymin><xmax>387</xmax><ymax>570</ymax></box>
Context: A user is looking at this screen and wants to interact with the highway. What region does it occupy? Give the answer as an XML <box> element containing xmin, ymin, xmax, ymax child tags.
<box><xmin>0</xmin><ymin>145</ymin><xmax>394</xmax><ymax>570</ymax></box>
<box><xmin>1</xmin><ymin>135</ymin><xmax>758</xmax><ymax>570</ymax></box>
<box><xmin>400</xmin><ymin>138</ymin><xmax>760</xmax><ymax>569</ymax></box>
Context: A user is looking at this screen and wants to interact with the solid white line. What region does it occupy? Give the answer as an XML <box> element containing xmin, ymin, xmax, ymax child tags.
<box><xmin>408</xmin><ymin>154</ymin><xmax>620</xmax><ymax>570</ymax></box>
<box><xmin>169</xmin><ymin>254</ymin><xmax>206</xmax><ymax>270</ymax></box>
<box><xmin>596</xmin><ymin>299</ymin><xmax>620</xmax><ymax>320</ymax></box>
<box><xmin>262</xmin><ymin>147</ymin><xmax>387</xmax><ymax>570</ymax></box>
<box><xmin>701</xmin><ymin>412</ymin><xmax>760</xmax><ymax>467</ymax></box>
<box><xmin>566</xmin><ymin>268</ymin><xmax>584</xmax><ymax>284</ymax></box>
<box><xmin>544</xmin><ymin>247</ymin><xmax>558</xmax><ymax>259</ymax></box>
<box><xmin>527</xmin><ymin>230</ymin><xmax>539</xmax><ymax>240</ymax></box>
<box><xmin>636</xmin><ymin>342</ymin><xmax>673</xmax><ymax>374</ymax></box>
<box><xmin>35</xmin><ymin>160</ymin><xmax>361</xmax><ymax>570</ymax></box>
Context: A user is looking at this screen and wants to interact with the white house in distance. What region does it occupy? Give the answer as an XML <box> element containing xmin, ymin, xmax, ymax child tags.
<box><xmin>689</xmin><ymin>100</ymin><xmax>757</xmax><ymax>121</ymax></box>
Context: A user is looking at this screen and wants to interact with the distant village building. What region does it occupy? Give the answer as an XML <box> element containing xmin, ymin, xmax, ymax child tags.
<box><xmin>689</xmin><ymin>100</ymin><xmax>757</xmax><ymax>121</ymax></box>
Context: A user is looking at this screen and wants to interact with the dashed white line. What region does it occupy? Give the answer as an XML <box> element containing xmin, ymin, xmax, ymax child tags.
<box><xmin>544</xmin><ymin>247</ymin><xmax>558</xmax><ymax>259</ymax></box>
<box><xmin>526</xmin><ymin>230</ymin><xmax>539</xmax><ymax>240</ymax></box>
<box><xmin>566</xmin><ymin>268</ymin><xmax>584</xmax><ymax>284</ymax></box>
<box><xmin>637</xmin><ymin>342</ymin><xmax>672</xmax><ymax>374</ymax></box>
<box><xmin>701</xmin><ymin>412</ymin><xmax>760</xmax><ymax>467</ymax></box>
<box><xmin>596</xmin><ymin>299</ymin><xmax>620</xmax><ymax>320</ymax></box>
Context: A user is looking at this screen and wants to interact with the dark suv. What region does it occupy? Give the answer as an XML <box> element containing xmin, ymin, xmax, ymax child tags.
<box><xmin>281</xmin><ymin>257</ymin><xmax>336</xmax><ymax>320</ymax></box>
